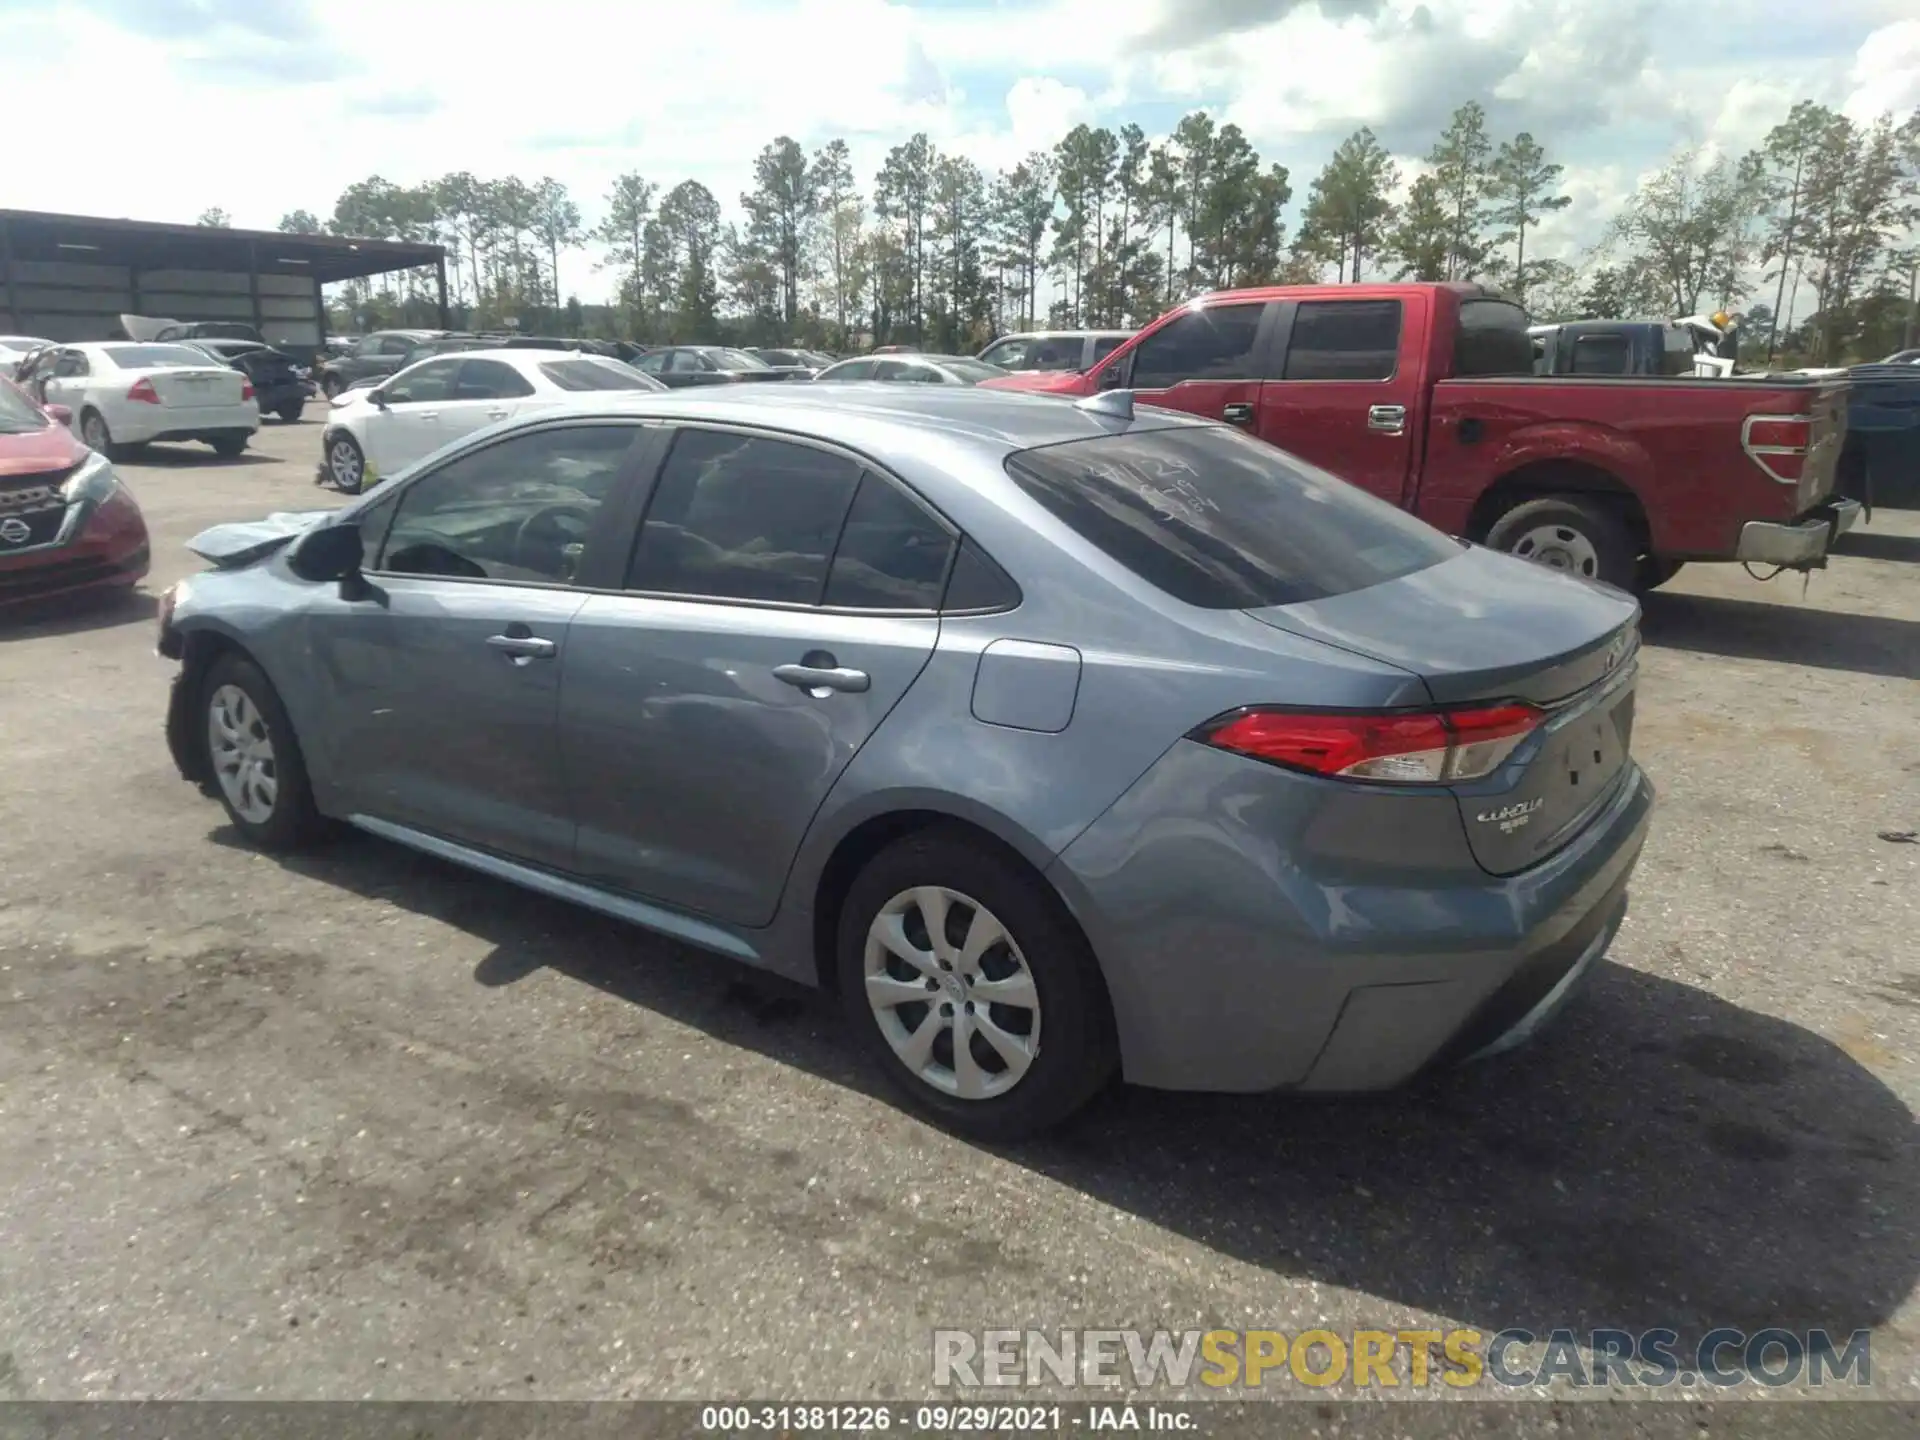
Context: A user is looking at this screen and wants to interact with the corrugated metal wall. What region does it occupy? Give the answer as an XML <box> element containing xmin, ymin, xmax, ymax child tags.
<box><xmin>2</xmin><ymin>259</ymin><xmax>319</xmax><ymax>347</ymax></box>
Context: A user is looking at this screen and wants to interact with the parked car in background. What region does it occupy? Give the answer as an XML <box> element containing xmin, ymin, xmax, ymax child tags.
<box><xmin>315</xmin><ymin>330</ymin><xmax>452</xmax><ymax>399</ymax></box>
<box><xmin>159</xmin><ymin>385</ymin><xmax>1651</xmax><ymax>1138</ymax></box>
<box><xmin>1</xmin><ymin>335</ymin><xmax>53</xmax><ymax>379</ymax></box>
<box><xmin>1880</xmin><ymin>348</ymin><xmax>1920</xmax><ymax>365</ymax></box>
<box><xmin>317</xmin><ymin>347</ymin><xmax>666</xmax><ymax>492</ymax></box>
<box><xmin>21</xmin><ymin>342</ymin><xmax>259</xmax><ymax>460</ymax></box>
<box><xmin>118</xmin><ymin>314</ymin><xmax>268</xmax><ymax>345</ymax></box>
<box><xmin>179</xmin><ymin>339</ymin><xmax>309</xmax><ymax>423</ymax></box>
<box><xmin>977</xmin><ymin>330</ymin><xmax>1132</xmax><ymax>374</ymax></box>
<box><xmin>0</xmin><ymin>376</ymin><xmax>150</xmax><ymax>608</ymax></box>
<box><xmin>748</xmin><ymin>347</ymin><xmax>835</xmax><ymax>376</ymax></box>
<box><xmin>982</xmin><ymin>283</ymin><xmax>1855</xmax><ymax>592</ymax></box>
<box><xmin>870</xmin><ymin>344</ymin><xmax>919</xmax><ymax>355</ymax></box>
<box><xmin>814</xmin><ymin>355</ymin><xmax>1008</xmax><ymax>386</ymax></box>
<box><xmin>630</xmin><ymin>346</ymin><xmax>799</xmax><ymax>387</ymax></box>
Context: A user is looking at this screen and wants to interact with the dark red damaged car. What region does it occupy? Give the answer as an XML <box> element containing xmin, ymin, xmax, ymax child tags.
<box><xmin>0</xmin><ymin>377</ymin><xmax>150</xmax><ymax>609</ymax></box>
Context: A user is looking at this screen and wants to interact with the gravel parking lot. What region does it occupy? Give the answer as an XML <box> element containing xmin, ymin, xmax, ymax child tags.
<box><xmin>0</xmin><ymin>416</ymin><xmax>1915</xmax><ymax>1406</ymax></box>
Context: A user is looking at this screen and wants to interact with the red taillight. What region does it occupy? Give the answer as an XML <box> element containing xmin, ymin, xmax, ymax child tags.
<box><xmin>127</xmin><ymin>378</ymin><xmax>160</xmax><ymax>404</ymax></box>
<box><xmin>241</xmin><ymin>381</ymin><xmax>255</xmax><ymax>401</ymax></box>
<box><xmin>1742</xmin><ymin>413</ymin><xmax>1809</xmax><ymax>485</ymax></box>
<box><xmin>1199</xmin><ymin>702</ymin><xmax>1543</xmax><ymax>784</ymax></box>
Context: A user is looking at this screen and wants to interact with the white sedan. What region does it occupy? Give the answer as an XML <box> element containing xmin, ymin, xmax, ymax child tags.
<box><xmin>317</xmin><ymin>347</ymin><xmax>665</xmax><ymax>492</ymax></box>
<box><xmin>28</xmin><ymin>342</ymin><xmax>260</xmax><ymax>459</ymax></box>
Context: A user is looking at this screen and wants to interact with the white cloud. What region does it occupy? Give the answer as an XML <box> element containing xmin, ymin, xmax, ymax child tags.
<box><xmin>1</xmin><ymin>0</ymin><xmax>1906</xmax><ymax>303</ymax></box>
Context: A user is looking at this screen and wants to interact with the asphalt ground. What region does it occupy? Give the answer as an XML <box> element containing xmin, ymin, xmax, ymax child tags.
<box><xmin>0</xmin><ymin>413</ymin><xmax>1914</xmax><ymax>1418</ymax></box>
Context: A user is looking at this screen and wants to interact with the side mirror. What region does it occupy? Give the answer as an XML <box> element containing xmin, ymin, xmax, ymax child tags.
<box><xmin>289</xmin><ymin>521</ymin><xmax>364</xmax><ymax>583</ymax></box>
<box><xmin>44</xmin><ymin>404</ymin><xmax>72</xmax><ymax>425</ymax></box>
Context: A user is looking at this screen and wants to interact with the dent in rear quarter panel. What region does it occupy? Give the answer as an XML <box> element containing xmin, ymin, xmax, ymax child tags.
<box><xmin>1051</xmin><ymin>740</ymin><xmax>1655</xmax><ymax>1093</ymax></box>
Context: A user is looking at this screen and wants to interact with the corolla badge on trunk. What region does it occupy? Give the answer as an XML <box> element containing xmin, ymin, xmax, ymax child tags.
<box><xmin>1478</xmin><ymin>797</ymin><xmax>1545</xmax><ymax>833</ymax></box>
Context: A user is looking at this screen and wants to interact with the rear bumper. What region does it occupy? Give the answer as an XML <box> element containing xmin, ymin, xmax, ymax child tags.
<box><xmin>253</xmin><ymin>380</ymin><xmax>305</xmax><ymax>411</ymax></box>
<box><xmin>115</xmin><ymin>402</ymin><xmax>260</xmax><ymax>444</ymax></box>
<box><xmin>1050</xmin><ymin>742</ymin><xmax>1655</xmax><ymax>1093</ymax></box>
<box><xmin>1734</xmin><ymin>498</ymin><xmax>1862</xmax><ymax>567</ymax></box>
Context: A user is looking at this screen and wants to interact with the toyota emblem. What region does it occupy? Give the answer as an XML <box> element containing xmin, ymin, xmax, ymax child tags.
<box><xmin>0</xmin><ymin>517</ymin><xmax>32</xmax><ymax>546</ymax></box>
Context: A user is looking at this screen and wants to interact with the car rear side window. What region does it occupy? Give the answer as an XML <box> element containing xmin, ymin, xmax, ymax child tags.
<box><xmin>627</xmin><ymin>429</ymin><xmax>862</xmax><ymax>605</ymax></box>
<box><xmin>456</xmin><ymin>358</ymin><xmax>536</xmax><ymax>399</ymax></box>
<box><xmin>1129</xmin><ymin>303</ymin><xmax>1267</xmax><ymax>389</ymax></box>
<box><xmin>1004</xmin><ymin>424</ymin><xmax>1460</xmax><ymax>609</ymax></box>
<box><xmin>1282</xmin><ymin>300</ymin><xmax>1401</xmax><ymax>381</ymax></box>
<box><xmin>824</xmin><ymin>474</ymin><xmax>956</xmax><ymax>610</ymax></box>
<box><xmin>1452</xmin><ymin>299</ymin><xmax>1534</xmax><ymax>376</ymax></box>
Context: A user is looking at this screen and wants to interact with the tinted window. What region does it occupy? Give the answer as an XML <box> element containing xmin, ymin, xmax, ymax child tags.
<box><xmin>456</xmin><ymin>358</ymin><xmax>536</xmax><ymax>399</ymax></box>
<box><xmin>941</xmin><ymin>537</ymin><xmax>1022</xmax><ymax>612</ymax></box>
<box><xmin>1570</xmin><ymin>335</ymin><xmax>1631</xmax><ymax>375</ymax></box>
<box><xmin>1452</xmin><ymin>300</ymin><xmax>1533</xmax><ymax>377</ymax></box>
<box><xmin>1004</xmin><ymin>424</ymin><xmax>1460</xmax><ymax>609</ymax></box>
<box><xmin>667</xmin><ymin>350</ymin><xmax>707</xmax><ymax>373</ymax></box>
<box><xmin>634</xmin><ymin>352</ymin><xmax>668</xmax><ymax>373</ymax></box>
<box><xmin>1091</xmin><ymin>336</ymin><xmax>1127</xmax><ymax>363</ymax></box>
<box><xmin>1660</xmin><ymin>327</ymin><xmax>1696</xmax><ymax>376</ymax></box>
<box><xmin>1282</xmin><ymin>300</ymin><xmax>1401</xmax><ymax>381</ymax></box>
<box><xmin>824</xmin><ymin>474</ymin><xmax>956</xmax><ymax>610</ymax></box>
<box><xmin>384</xmin><ymin>359</ymin><xmax>463</xmax><ymax>404</ymax></box>
<box><xmin>1130</xmin><ymin>304</ymin><xmax>1267</xmax><ymax>389</ymax></box>
<box><xmin>703</xmin><ymin>348</ymin><xmax>767</xmax><ymax>370</ymax></box>
<box><xmin>539</xmin><ymin>358</ymin><xmax>663</xmax><ymax>391</ymax></box>
<box><xmin>627</xmin><ymin>429</ymin><xmax>861</xmax><ymax>604</ymax></box>
<box><xmin>376</xmin><ymin>425</ymin><xmax>639</xmax><ymax>584</ymax></box>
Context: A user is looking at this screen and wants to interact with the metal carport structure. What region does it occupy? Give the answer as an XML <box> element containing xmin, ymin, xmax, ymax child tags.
<box><xmin>0</xmin><ymin>209</ymin><xmax>447</xmax><ymax>354</ymax></box>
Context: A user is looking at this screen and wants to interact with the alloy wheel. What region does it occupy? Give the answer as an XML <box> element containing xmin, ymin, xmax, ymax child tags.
<box><xmin>328</xmin><ymin>438</ymin><xmax>363</xmax><ymax>491</ymax></box>
<box><xmin>207</xmin><ymin>684</ymin><xmax>279</xmax><ymax>824</ymax></box>
<box><xmin>81</xmin><ymin>413</ymin><xmax>110</xmax><ymax>452</ymax></box>
<box><xmin>863</xmin><ymin>885</ymin><xmax>1041</xmax><ymax>1101</ymax></box>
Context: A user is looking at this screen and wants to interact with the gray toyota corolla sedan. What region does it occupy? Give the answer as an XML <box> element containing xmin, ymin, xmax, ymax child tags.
<box><xmin>158</xmin><ymin>384</ymin><xmax>1653</xmax><ymax>1138</ymax></box>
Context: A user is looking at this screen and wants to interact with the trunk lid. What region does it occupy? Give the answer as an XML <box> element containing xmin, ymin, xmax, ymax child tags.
<box><xmin>148</xmin><ymin>367</ymin><xmax>246</xmax><ymax>407</ymax></box>
<box><xmin>1246</xmin><ymin>545</ymin><xmax>1641</xmax><ymax>875</ymax></box>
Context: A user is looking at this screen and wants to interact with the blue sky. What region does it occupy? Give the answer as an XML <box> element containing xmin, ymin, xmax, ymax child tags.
<box><xmin>4</xmin><ymin>0</ymin><xmax>1915</xmax><ymax>301</ymax></box>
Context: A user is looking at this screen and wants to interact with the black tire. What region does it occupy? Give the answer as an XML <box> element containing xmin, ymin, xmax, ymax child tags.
<box><xmin>199</xmin><ymin>652</ymin><xmax>326</xmax><ymax>851</ymax></box>
<box><xmin>325</xmin><ymin>431</ymin><xmax>366</xmax><ymax>494</ymax></box>
<box><xmin>277</xmin><ymin>403</ymin><xmax>305</xmax><ymax>423</ymax></box>
<box><xmin>79</xmin><ymin>408</ymin><xmax>127</xmax><ymax>462</ymax></box>
<box><xmin>1635</xmin><ymin>556</ymin><xmax>1685</xmax><ymax>592</ymax></box>
<box><xmin>1485</xmin><ymin>495</ymin><xmax>1637</xmax><ymax>590</ymax></box>
<box><xmin>210</xmin><ymin>433</ymin><xmax>249</xmax><ymax>458</ymax></box>
<box><xmin>835</xmin><ymin>828</ymin><xmax>1116</xmax><ymax>1141</ymax></box>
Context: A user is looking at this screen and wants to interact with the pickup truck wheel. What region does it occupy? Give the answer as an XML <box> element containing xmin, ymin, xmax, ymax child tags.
<box><xmin>1486</xmin><ymin>497</ymin><xmax>1635</xmax><ymax>590</ymax></box>
<box><xmin>1636</xmin><ymin>557</ymin><xmax>1685</xmax><ymax>592</ymax></box>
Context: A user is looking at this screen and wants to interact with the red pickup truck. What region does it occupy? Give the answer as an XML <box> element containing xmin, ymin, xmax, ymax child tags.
<box><xmin>980</xmin><ymin>283</ymin><xmax>1856</xmax><ymax>592</ymax></box>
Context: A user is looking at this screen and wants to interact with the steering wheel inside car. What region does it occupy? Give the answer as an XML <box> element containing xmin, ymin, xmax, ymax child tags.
<box><xmin>513</xmin><ymin>504</ymin><xmax>595</xmax><ymax>581</ymax></box>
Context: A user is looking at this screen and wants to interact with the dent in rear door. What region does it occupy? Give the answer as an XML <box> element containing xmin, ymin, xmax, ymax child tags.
<box><xmin>1256</xmin><ymin>294</ymin><xmax>1425</xmax><ymax>506</ymax></box>
<box><xmin>558</xmin><ymin>598</ymin><xmax>937</xmax><ymax>924</ymax></box>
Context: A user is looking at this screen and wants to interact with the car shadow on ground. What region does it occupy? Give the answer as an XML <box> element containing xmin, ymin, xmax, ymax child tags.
<box><xmin>1833</xmin><ymin>529</ymin><xmax>1920</xmax><ymax>564</ymax></box>
<box><xmin>1640</xmin><ymin>591</ymin><xmax>1920</xmax><ymax>681</ymax></box>
<box><xmin>237</xmin><ymin>829</ymin><xmax>1919</xmax><ymax>1352</ymax></box>
<box><xmin>123</xmin><ymin>444</ymin><xmax>276</xmax><ymax>468</ymax></box>
<box><xmin>0</xmin><ymin>585</ymin><xmax>157</xmax><ymax>638</ymax></box>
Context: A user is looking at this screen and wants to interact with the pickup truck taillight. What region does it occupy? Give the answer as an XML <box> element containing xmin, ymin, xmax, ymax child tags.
<box><xmin>1742</xmin><ymin>414</ymin><xmax>1810</xmax><ymax>484</ymax></box>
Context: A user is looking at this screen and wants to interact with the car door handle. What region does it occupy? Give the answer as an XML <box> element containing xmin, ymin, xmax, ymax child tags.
<box><xmin>487</xmin><ymin>633</ymin><xmax>557</xmax><ymax>661</ymax></box>
<box><xmin>773</xmin><ymin>663</ymin><xmax>870</xmax><ymax>695</ymax></box>
<box><xmin>486</xmin><ymin>409</ymin><xmax>511</xmax><ymax>420</ymax></box>
<box><xmin>417</xmin><ymin>411</ymin><xmax>440</xmax><ymax>421</ymax></box>
<box><xmin>1222</xmin><ymin>402</ymin><xmax>1255</xmax><ymax>426</ymax></box>
<box><xmin>1368</xmin><ymin>404</ymin><xmax>1407</xmax><ymax>434</ymax></box>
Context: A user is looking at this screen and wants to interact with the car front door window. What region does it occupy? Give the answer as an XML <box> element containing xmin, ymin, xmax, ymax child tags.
<box><xmin>1128</xmin><ymin>304</ymin><xmax>1268</xmax><ymax>389</ymax></box>
<box><xmin>381</xmin><ymin>359</ymin><xmax>461</xmax><ymax>406</ymax></box>
<box><xmin>375</xmin><ymin>424</ymin><xmax>642</xmax><ymax>585</ymax></box>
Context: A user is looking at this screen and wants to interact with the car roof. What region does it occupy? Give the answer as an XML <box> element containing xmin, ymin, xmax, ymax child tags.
<box><xmin>476</xmin><ymin>381</ymin><xmax>1211</xmax><ymax>462</ymax></box>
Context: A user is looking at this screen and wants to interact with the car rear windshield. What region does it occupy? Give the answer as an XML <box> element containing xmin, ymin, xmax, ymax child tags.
<box><xmin>102</xmin><ymin>344</ymin><xmax>212</xmax><ymax>368</ymax></box>
<box><xmin>539</xmin><ymin>358</ymin><xmax>659</xmax><ymax>391</ymax></box>
<box><xmin>1452</xmin><ymin>298</ymin><xmax>1535</xmax><ymax>376</ymax></box>
<box><xmin>1004</xmin><ymin>425</ymin><xmax>1461</xmax><ymax>609</ymax></box>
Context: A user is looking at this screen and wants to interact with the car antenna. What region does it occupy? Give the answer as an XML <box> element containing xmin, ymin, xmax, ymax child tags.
<box><xmin>1076</xmin><ymin>389</ymin><xmax>1135</xmax><ymax>423</ymax></box>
